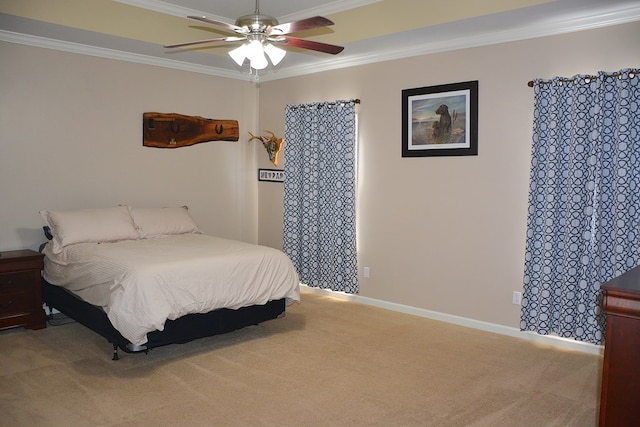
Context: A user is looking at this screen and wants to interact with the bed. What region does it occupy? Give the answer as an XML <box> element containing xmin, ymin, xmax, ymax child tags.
<box><xmin>39</xmin><ymin>206</ymin><xmax>300</xmax><ymax>359</ymax></box>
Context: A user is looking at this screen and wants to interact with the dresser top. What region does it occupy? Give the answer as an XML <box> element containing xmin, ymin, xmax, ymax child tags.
<box><xmin>602</xmin><ymin>264</ymin><xmax>640</xmax><ymax>296</ymax></box>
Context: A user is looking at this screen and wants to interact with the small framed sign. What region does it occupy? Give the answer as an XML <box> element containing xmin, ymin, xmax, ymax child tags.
<box><xmin>258</xmin><ymin>169</ymin><xmax>285</xmax><ymax>182</ymax></box>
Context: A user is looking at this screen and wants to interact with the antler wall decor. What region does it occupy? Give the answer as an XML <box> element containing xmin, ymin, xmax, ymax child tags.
<box><xmin>249</xmin><ymin>131</ymin><xmax>284</xmax><ymax>166</ymax></box>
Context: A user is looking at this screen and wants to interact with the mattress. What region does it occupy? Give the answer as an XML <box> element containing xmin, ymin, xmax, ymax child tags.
<box><xmin>42</xmin><ymin>234</ymin><xmax>300</xmax><ymax>346</ymax></box>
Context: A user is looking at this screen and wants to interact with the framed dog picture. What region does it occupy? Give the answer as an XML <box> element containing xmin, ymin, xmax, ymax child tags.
<box><xmin>402</xmin><ymin>80</ymin><xmax>478</xmax><ymax>157</ymax></box>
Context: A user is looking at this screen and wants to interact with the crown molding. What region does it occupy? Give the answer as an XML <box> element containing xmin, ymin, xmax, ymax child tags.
<box><xmin>259</xmin><ymin>4</ymin><xmax>640</xmax><ymax>81</ymax></box>
<box><xmin>277</xmin><ymin>0</ymin><xmax>382</xmax><ymax>22</ymax></box>
<box><xmin>2</xmin><ymin>4</ymin><xmax>639</xmax><ymax>83</ymax></box>
<box><xmin>0</xmin><ymin>30</ymin><xmax>243</xmax><ymax>80</ymax></box>
<box><xmin>112</xmin><ymin>0</ymin><xmax>229</xmax><ymax>22</ymax></box>
<box><xmin>113</xmin><ymin>0</ymin><xmax>382</xmax><ymax>22</ymax></box>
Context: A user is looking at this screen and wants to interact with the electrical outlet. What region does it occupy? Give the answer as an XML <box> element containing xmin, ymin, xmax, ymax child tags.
<box><xmin>512</xmin><ymin>291</ymin><xmax>522</xmax><ymax>305</ymax></box>
<box><xmin>363</xmin><ymin>267</ymin><xmax>370</xmax><ymax>278</ymax></box>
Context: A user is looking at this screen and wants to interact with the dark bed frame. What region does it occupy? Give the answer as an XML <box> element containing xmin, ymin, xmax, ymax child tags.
<box><xmin>41</xmin><ymin>279</ymin><xmax>286</xmax><ymax>360</ymax></box>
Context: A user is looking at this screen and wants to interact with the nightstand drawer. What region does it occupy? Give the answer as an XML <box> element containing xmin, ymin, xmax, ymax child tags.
<box><xmin>0</xmin><ymin>291</ymin><xmax>32</xmax><ymax>313</ymax></box>
<box><xmin>0</xmin><ymin>249</ymin><xmax>46</xmax><ymax>331</ymax></box>
<box><xmin>0</xmin><ymin>271</ymin><xmax>34</xmax><ymax>293</ymax></box>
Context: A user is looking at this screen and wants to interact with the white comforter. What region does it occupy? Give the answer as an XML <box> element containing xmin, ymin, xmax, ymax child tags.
<box><xmin>42</xmin><ymin>234</ymin><xmax>301</xmax><ymax>346</ymax></box>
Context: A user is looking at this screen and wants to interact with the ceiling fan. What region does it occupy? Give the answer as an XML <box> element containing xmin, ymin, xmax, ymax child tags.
<box><xmin>164</xmin><ymin>0</ymin><xmax>344</xmax><ymax>71</ymax></box>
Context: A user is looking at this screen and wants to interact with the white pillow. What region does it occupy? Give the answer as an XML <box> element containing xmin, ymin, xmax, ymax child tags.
<box><xmin>129</xmin><ymin>206</ymin><xmax>200</xmax><ymax>238</ymax></box>
<box><xmin>40</xmin><ymin>206</ymin><xmax>139</xmax><ymax>253</ymax></box>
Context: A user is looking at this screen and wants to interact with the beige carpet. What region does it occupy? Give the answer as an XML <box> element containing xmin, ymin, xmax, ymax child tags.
<box><xmin>0</xmin><ymin>289</ymin><xmax>602</xmax><ymax>426</ymax></box>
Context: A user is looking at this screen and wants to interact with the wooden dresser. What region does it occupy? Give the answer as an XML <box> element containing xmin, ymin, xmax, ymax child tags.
<box><xmin>0</xmin><ymin>249</ymin><xmax>46</xmax><ymax>331</ymax></box>
<box><xmin>599</xmin><ymin>265</ymin><xmax>640</xmax><ymax>426</ymax></box>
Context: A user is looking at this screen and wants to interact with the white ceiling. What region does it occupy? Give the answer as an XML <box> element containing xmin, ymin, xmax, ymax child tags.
<box><xmin>1</xmin><ymin>0</ymin><xmax>639</xmax><ymax>82</ymax></box>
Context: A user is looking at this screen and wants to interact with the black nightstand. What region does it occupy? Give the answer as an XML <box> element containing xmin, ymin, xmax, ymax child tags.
<box><xmin>0</xmin><ymin>249</ymin><xmax>46</xmax><ymax>331</ymax></box>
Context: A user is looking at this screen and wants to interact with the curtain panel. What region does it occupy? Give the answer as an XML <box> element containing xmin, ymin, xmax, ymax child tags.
<box><xmin>521</xmin><ymin>68</ymin><xmax>640</xmax><ymax>344</ymax></box>
<box><xmin>283</xmin><ymin>100</ymin><xmax>358</xmax><ymax>294</ymax></box>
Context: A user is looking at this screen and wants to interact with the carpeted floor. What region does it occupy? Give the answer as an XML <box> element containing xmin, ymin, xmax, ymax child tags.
<box><xmin>0</xmin><ymin>289</ymin><xmax>602</xmax><ymax>426</ymax></box>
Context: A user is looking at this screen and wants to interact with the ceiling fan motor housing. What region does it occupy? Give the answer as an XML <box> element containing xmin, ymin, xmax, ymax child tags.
<box><xmin>235</xmin><ymin>14</ymin><xmax>279</xmax><ymax>33</ymax></box>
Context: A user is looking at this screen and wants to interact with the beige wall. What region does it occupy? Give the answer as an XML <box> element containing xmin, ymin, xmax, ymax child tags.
<box><xmin>0</xmin><ymin>42</ymin><xmax>259</xmax><ymax>250</ymax></box>
<box><xmin>257</xmin><ymin>22</ymin><xmax>640</xmax><ymax>328</ymax></box>
<box><xmin>1</xmin><ymin>22</ymin><xmax>638</xmax><ymax>332</ymax></box>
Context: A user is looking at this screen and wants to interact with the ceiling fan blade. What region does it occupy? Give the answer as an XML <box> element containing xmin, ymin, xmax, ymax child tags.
<box><xmin>187</xmin><ymin>16</ymin><xmax>247</xmax><ymax>34</ymax></box>
<box><xmin>164</xmin><ymin>36</ymin><xmax>245</xmax><ymax>49</ymax></box>
<box><xmin>275</xmin><ymin>36</ymin><xmax>344</xmax><ymax>54</ymax></box>
<box><xmin>270</xmin><ymin>16</ymin><xmax>334</xmax><ymax>35</ymax></box>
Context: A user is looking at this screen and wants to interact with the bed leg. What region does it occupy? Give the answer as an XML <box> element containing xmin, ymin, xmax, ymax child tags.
<box><xmin>112</xmin><ymin>344</ymin><xmax>120</xmax><ymax>361</ymax></box>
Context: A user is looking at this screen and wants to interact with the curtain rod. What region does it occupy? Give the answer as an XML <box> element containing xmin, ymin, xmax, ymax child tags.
<box><xmin>326</xmin><ymin>98</ymin><xmax>360</xmax><ymax>105</ymax></box>
<box><xmin>289</xmin><ymin>99</ymin><xmax>361</xmax><ymax>110</ymax></box>
<box><xmin>527</xmin><ymin>69</ymin><xmax>638</xmax><ymax>87</ymax></box>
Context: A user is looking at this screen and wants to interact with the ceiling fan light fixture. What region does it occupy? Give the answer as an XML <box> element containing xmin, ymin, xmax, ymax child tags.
<box><xmin>264</xmin><ymin>43</ymin><xmax>286</xmax><ymax>66</ymax></box>
<box><xmin>229</xmin><ymin>44</ymin><xmax>248</xmax><ymax>66</ymax></box>
<box><xmin>246</xmin><ymin>40</ymin><xmax>268</xmax><ymax>70</ymax></box>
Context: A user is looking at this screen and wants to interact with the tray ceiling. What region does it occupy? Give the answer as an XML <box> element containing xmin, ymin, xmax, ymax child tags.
<box><xmin>1</xmin><ymin>0</ymin><xmax>639</xmax><ymax>81</ymax></box>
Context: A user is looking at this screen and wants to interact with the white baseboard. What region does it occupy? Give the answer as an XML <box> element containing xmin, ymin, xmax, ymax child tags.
<box><xmin>300</xmin><ymin>285</ymin><xmax>604</xmax><ymax>356</ymax></box>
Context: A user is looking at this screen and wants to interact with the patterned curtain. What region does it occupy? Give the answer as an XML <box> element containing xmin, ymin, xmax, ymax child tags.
<box><xmin>521</xmin><ymin>68</ymin><xmax>640</xmax><ymax>344</ymax></box>
<box><xmin>283</xmin><ymin>100</ymin><xmax>358</xmax><ymax>293</ymax></box>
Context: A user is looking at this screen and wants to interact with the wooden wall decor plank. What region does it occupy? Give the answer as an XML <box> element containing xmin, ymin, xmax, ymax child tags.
<box><xmin>143</xmin><ymin>112</ymin><xmax>239</xmax><ymax>148</ymax></box>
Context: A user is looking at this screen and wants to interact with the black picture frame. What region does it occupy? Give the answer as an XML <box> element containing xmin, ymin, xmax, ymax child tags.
<box><xmin>258</xmin><ymin>168</ymin><xmax>285</xmax><ymax>182</ymax></box>
<box><xmin>402</xmin><ymin>80</ymin><xmax>478</xmax><ymax>157</ymax></box>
